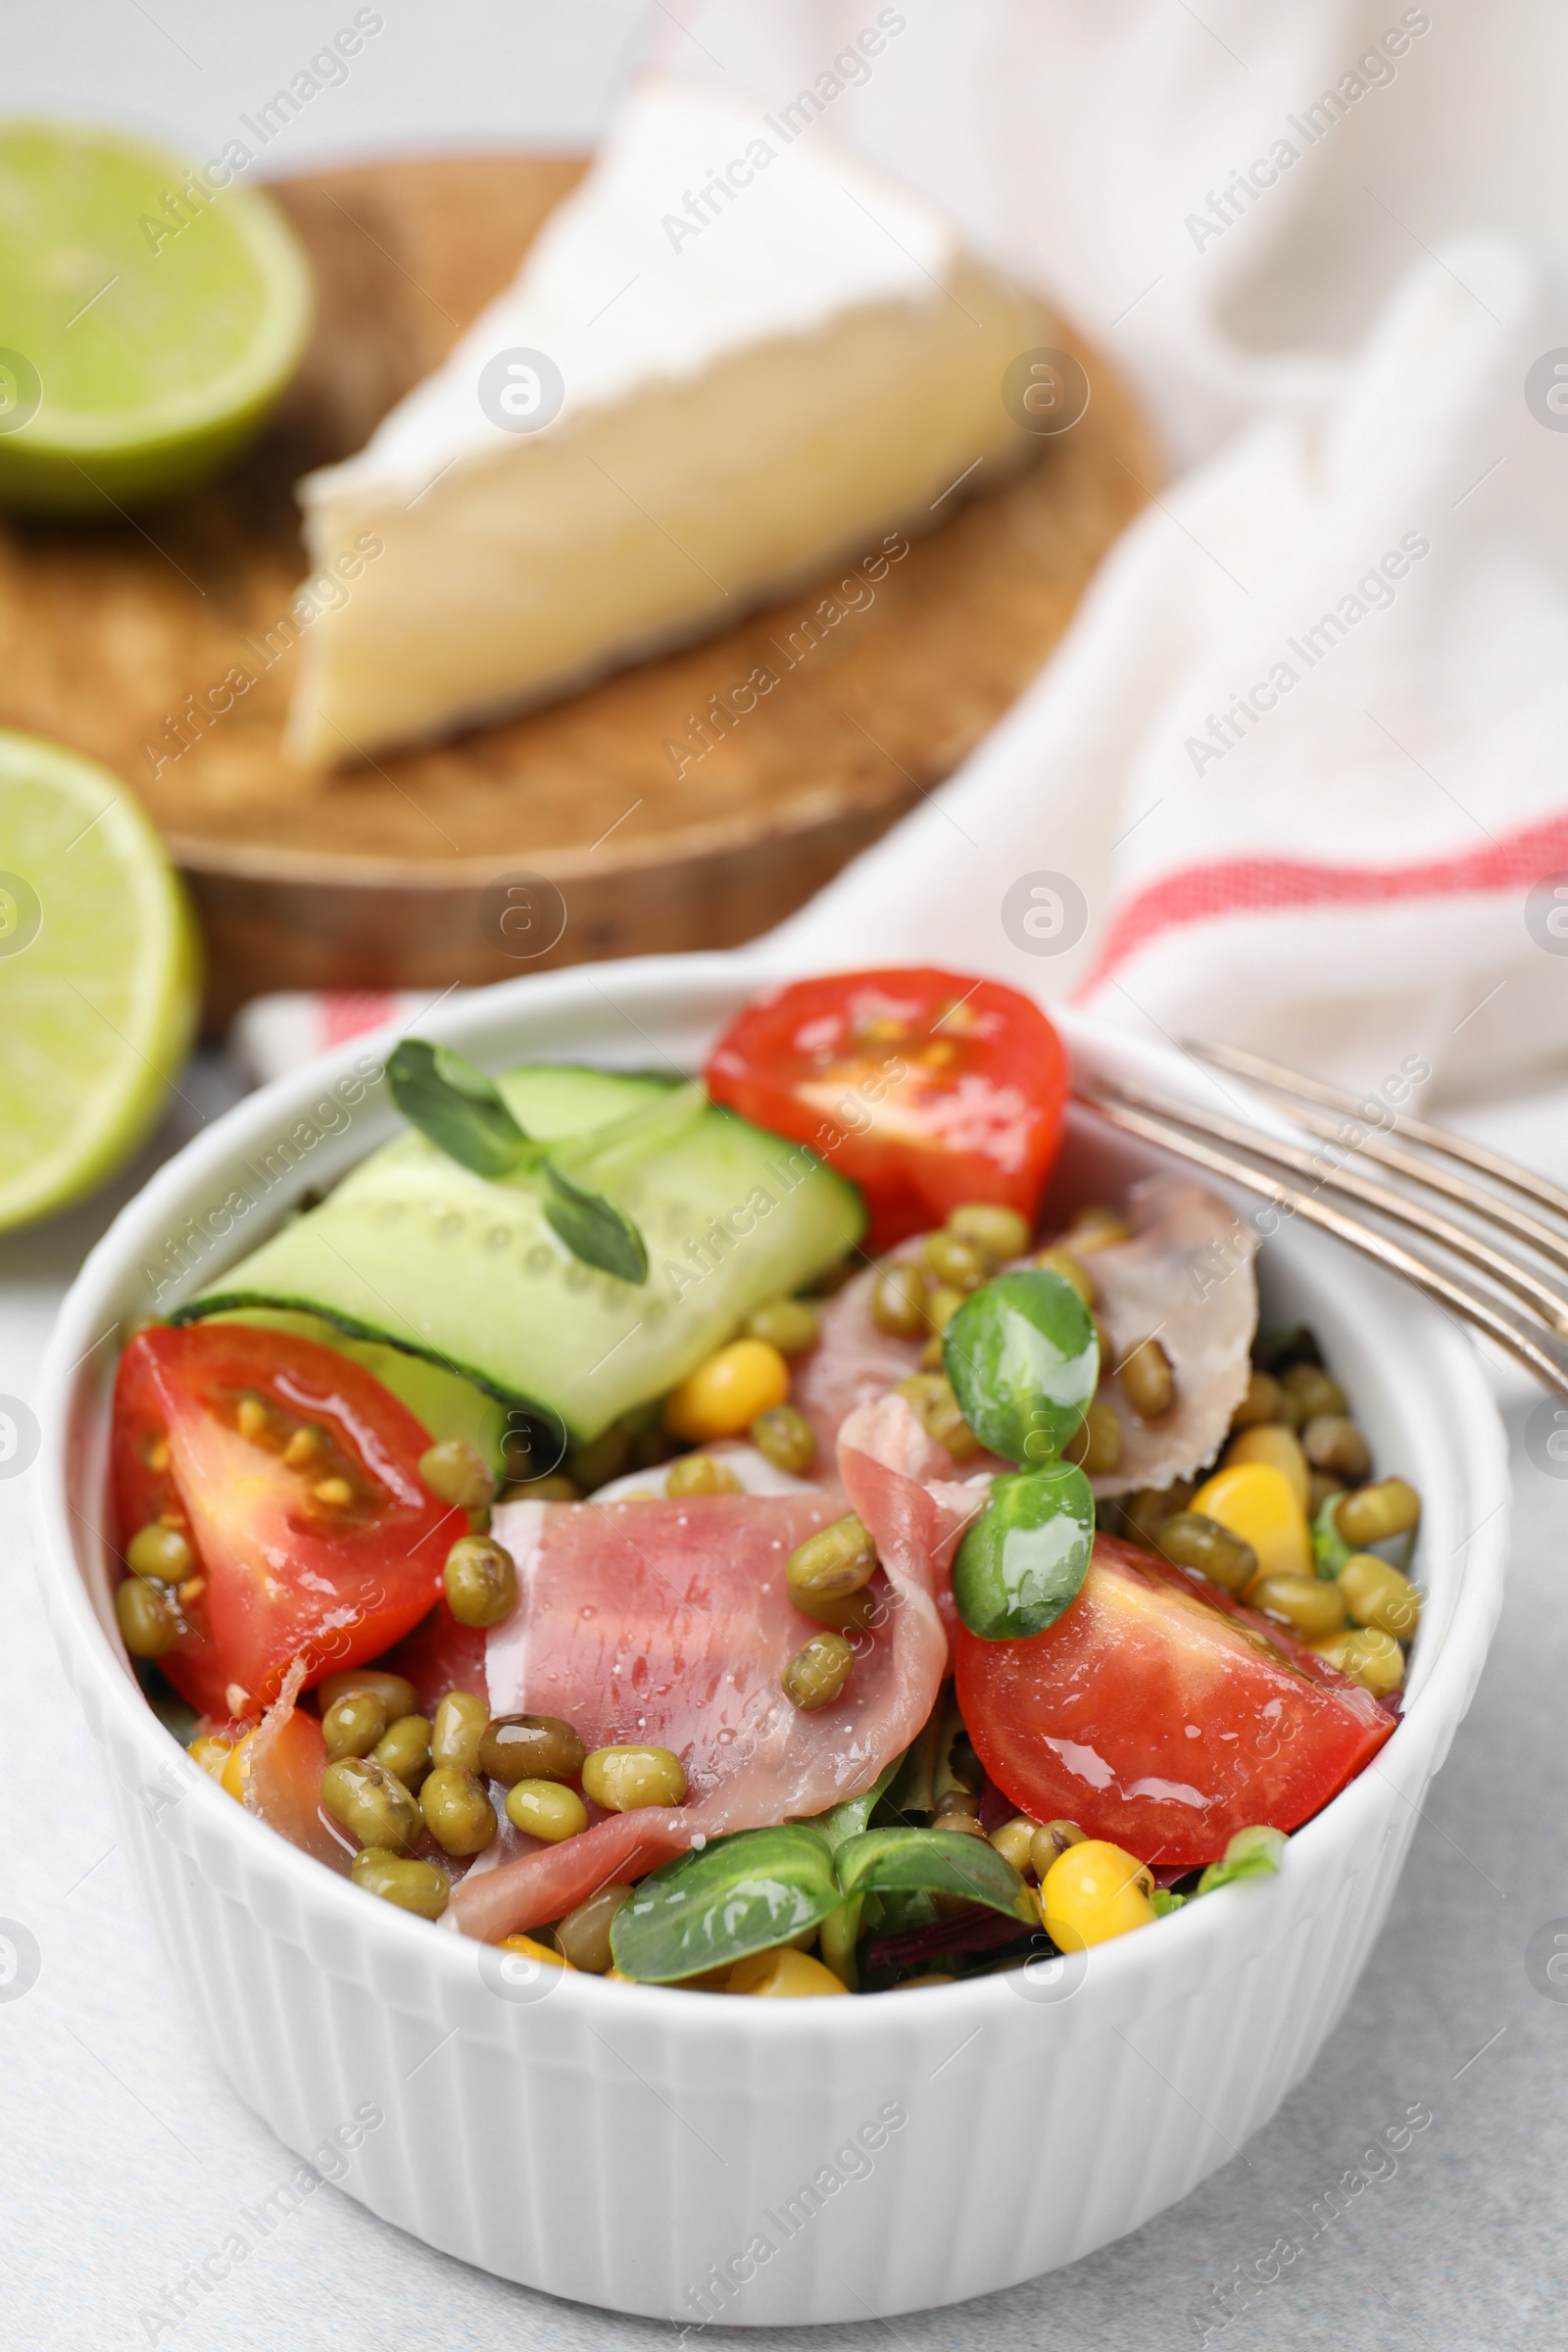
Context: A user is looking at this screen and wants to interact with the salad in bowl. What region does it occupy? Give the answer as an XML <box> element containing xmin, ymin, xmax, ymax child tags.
<box><xmin>104</xmin><ymin>965</ymin><xmax>1426</xmax><ymax>1998</ymax></box>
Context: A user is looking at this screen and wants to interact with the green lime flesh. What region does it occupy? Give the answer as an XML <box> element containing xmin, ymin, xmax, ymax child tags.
<box><xmin>0</xmin><ymin>121</ymin><xmax>313</xmax><ymax>514</ymax></box>
<box><xmin>0</xmin><ymin>729</ymin><xmax>201</xmax><ymax>1229</ymax></box>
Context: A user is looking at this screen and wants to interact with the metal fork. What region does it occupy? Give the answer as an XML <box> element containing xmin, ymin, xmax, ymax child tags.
<box><xmin>1079</xmin><ymin>1038</ymin><xmax>1568</xmax><ymax>1406</ymax></box>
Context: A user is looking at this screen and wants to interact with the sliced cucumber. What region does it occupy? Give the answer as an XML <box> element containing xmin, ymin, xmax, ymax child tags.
<box><xmin>484</xmin><ymin>1062</ymin><xmax>674</xmax><ymax>1136</ymax></box>
<box><xmin>204</xmin><ymin>1307</ymin><xmax>518</xmax><ymax>1475</ymax></box>
<box><xmin>178</xmin><ymin>1065</ymin><xmax>863</xmax><ymax>1442</ymax></box>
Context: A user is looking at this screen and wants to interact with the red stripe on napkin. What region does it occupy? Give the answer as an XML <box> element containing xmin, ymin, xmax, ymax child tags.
<box><xmin>318</xmin><ymin>993</ymin><xmax>402</xmax><ymax>1048</ymax></box>
<box><xmin>1079</xmin><ymin>808</ymin><xmax>1568</xmax><ymax>997</ymax></box>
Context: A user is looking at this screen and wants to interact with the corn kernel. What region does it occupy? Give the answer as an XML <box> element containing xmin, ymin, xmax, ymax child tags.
<box><xmin>1223</xmin><ymin>1422</ymin><xmax>1310</xmax><ymax>1509</ymax></box>
<box><xmin>189</xmin><ymin>1735</ymin><xmax>232</xmax><ymax>1784</ymax></box>
<box><xmin>1191</xmin><ymin>1461</ymin><xmax>1312</xmax><ymax>1581</ymax></box>
<box><xmin>665</xmin><ymin>1340</ymin><xmax>790</xmax><ymax>1442</ymax></box>
<box><xmin>726</xmin><ymin>1948</ymin><xmax>849</xmax><ymax>1996</ymax></box>
<box><xmin>497</xmin><ymin>1933</ymin><xmax>573</xmax><ymax>1970</ymax></box>
<box><xmin>1040</xmin><ymin>1838</ymin><xmax>1156</xmax><ymax>1950</ymax></box>
<box><xmin>220</xmin><ymin>1728</ymin><xmax>260</xmax><ymax>1804</ymax></box>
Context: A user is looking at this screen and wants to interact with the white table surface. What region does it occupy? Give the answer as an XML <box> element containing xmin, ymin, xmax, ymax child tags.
<box><xmin>4</xmin><ymin>1049</ymin><xmax>1566</xmax><ymax>2352</ymax></box>
<box><xmin>6</xmin><ymin>9</ymin><xmax>1567</xmax><ymax>2343</ymax></box>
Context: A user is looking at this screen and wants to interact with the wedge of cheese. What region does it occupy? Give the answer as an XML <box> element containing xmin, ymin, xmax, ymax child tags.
<box><xmin>287</xmin><ymin>78</ymin><xmax>1047</xmax><ymax>765</ymax></box>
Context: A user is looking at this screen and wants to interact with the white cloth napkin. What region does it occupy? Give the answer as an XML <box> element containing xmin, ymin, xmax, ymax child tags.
<box><xmin>659</xmin><ymin>0</ymin><xmax>1568</xmax><ymax>469</ymax></box>
<box><xmin>654</xmin><ymin>0</ymin><xmax>1568</xmax><ymax>1104</ymax></box>
<box><xmin>766</xmin><ymin>236</ymin><xmax>1568</xmax><ymax>1099</ymax></box>
<box><xmin>242</xmin><ymin>3</ymin><xmax>1568</xmax><ymax>1112</ymax></box>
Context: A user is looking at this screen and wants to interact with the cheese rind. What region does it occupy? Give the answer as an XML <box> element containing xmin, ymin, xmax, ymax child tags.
<box><xmin>288</xmin><ymin>81</ymin><xmax>1045</xmax><ymax>764</ymax></box>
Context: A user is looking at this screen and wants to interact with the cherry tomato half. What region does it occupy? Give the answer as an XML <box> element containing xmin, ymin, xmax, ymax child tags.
<box><xmin>112</xmin><ymin>1323</ymin><xmax>457</xmax><ymax>1718</ymax></box>
<box><xmin>956</xmin><ymin>1533</ymin><xmax>1395</xmax><ymax>1866</ymax></box>
<box><xmin>706</xmin><ymin>967</ymin><xmax>1069</xmax><ymax>1250</ymax></box>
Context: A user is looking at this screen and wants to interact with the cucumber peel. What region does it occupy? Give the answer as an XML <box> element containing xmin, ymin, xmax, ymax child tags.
<box><xmin>202</xmin><ymin>1307</ymin><xmax>520</xmax><ymax>1475</ymax></box>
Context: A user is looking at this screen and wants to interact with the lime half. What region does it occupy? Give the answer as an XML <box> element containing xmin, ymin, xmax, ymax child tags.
<box><xmin>0</xmin><ymin>732</ymin><xmax>201</xmax><ymax>1230</ymax></box>
<box><xmin>0</xmin><ymin>122</ymin><xmax>313</xmax><ymax>514</ymax></box>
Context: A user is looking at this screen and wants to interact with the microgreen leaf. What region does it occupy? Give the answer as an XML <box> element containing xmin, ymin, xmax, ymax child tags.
<box><xmin>609</xmin><ymin>1826</ymin><xmax>842</xmax><ymax>1982</ymax></box>
<box><xmin>386</xmin><ymin>1040</ymin><xmax>535</xmax><ymax>1181</ymax></box>
<box><xmin>832</xmin><ymin>1827</ymin><xmax>1037</xmax><ymax>1924</ymax></box>
<box><xmin>942</xmin><ymin>1268</ymin><xmax>1099</xmax><ymax>1467</ymax></box>
<box><xmin>1312</xmin><ymin>1492</ymin><xmax>1353</xmax><ymax>1579</ymax></box>
<box><xmin>952</xmin><ymin>1463</ymin><xmax>1095</xmax><ymax>1641</ymax></box>
<box><xmin>1196</xmin><ymin>1824</ymin><xmax>1286</xmax><ymax>1895</ymax></box>
<box><xmin>553</xmin><ymin>1078</ymin><xmax>708</xmax><ymax>1182</ymax></box>
<box><xmin>807</xmin><ymin>1756</ymin><xmax>906</xmax><ymax>1987</ymax></box>
<box><xmin>542</xmin><ymin>1160</ymin><xmax>649</xmax><ymax>1285</ymax></box>
<box><xmin>808</xmin><ymin>1753</ymin><xmax>906</xmax><ymax>1855</ymax></box>
<box><xmin>388</xmin><ymin>1039</ymin><xmax>650</xmax><ymax>1285</ymax></box>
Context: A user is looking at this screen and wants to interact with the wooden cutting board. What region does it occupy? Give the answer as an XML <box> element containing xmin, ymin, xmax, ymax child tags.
<box><xmin>0</xmin><ymin>154</ymin><xmax>1156</xmax><ymax>1028</ymax></box>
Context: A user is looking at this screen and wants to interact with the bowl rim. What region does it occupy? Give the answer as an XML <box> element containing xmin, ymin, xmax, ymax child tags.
<box><xmin>33</xmin><ymin>950</ymin><xmax>1512</xmax><ymax>2036</ymax></box>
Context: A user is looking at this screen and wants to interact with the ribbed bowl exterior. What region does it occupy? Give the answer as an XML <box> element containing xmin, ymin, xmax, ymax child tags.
<box><xmin>36</xmin><ymin>958</ymin><xmax>1508</xmax><ymax>2326</ymax></box>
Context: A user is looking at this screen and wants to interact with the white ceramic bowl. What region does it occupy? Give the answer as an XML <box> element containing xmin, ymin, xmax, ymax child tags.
<box><xmin>35</xmin><ymin>955</ymin><xmax>1508</xmax><ymax>2327</ymax></box>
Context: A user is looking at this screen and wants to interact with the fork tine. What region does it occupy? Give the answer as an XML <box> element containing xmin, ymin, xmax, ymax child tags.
<box><xmin>1205</xmin><ymin>1087</ymin><xmax>1568</xmax><ymax>1277</ymax></box>
<box><xmin>1080</xmin><ymin>1087</ymin><xmax>1568</xmax><ymax>1407</ymax></box>
<box><xmin>1102</xmin><ymin>1081</ymin><xmax>1568</xmax><ymax>1339</ymax></box>
<box><xmin>1188</xmin><ymin>1037</ymin><xmax>1568</xmax><ymax>1225</ymax></box>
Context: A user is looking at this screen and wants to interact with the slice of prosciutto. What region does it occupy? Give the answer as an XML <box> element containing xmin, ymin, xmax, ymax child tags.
<box><xmin>795</xmin><ymin>1177</ymin><xmax>1257</xmax><ymax>1497</ymax></box>
<box><xmin>794</xmin><ymin>1261</ymin><xmax>938</xmax><ymax>1466</ymax></box>
<box><xmin>1086</xmin><ymin>1177</ymin><xmax>1257</xmax><ymax>1494</ymax></box>
<box><xmin>245</xmin><ymin>1655</ymin><xmax>352</xmax><ymax>1874</ymax></box>
<box><xmin>835</xmin><ymin>1392</ymin><xmax>994</xmax><ymax>1653</ymax></box>
<box><xmin>449</xmin><ymin>1464</ymin><xmax>948</xmax><ymax>1944</ymax></box>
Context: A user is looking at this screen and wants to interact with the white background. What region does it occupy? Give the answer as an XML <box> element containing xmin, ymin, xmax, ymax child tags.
<box><xmin>6</xmin><ymin>2</ymin><xmax>658</xmax><ymax>165</ymax></box>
